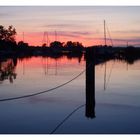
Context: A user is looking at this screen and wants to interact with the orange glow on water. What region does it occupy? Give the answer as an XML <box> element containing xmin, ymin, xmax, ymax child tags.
<box><xmin>17</xmin><ymin>55</ymin><xmax>85</xmax><ymax>69</ymax></box>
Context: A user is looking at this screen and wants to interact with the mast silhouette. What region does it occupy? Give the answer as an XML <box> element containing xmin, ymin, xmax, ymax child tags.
<box><xmin>22</xmin><ymin>32</ymin><xmax>24</xmax><ymax>42</ymax></box>
<box><xmin>127</xmin><ymin>41</ymin><xmax>129</xmax><ymax>47</ymax></box>
<box><xmin>104</xmin><ymin>60</ymin><xmax>107</xmax><ymax>90</ymax></box>
<box><xmin>104</xmin><ymin>20</ymin><xmax>107</xmax><ymax>46</ymax></box>
<box><xmin>103</xmin><ymin>20</ymin><xmax>114</xmax><ymax>90</ymax></box>
<box><xmin>46</xmin><ymin>32</ymin><xmax>49</xmax><ymax>47</ymax></box>
<box><xmin>55</xmin><ymin>30</ymin><xmax>57</xmax><ymax>41</ymax></box>
<box><xmin>44</xmin><ymin>58</ymin><xmax>47</xmax><ymax>75</ymax></box>
<box><xmin>42</xmin><ymin>31</ymin><xmax>46</xmax><ymax>45</ymax></box>
<box><xmin>23</xmin><ymin>61</ymin><xmax>25</xmax><ymax>75</ymax></box>
<box><xmin>55</xmin><ymin>59</ymin><xmax>58</xmax><ymax>75</ymax></box>
<box><xmin>104</xmin><ymin>20</ymin><xmax>107</xmax><ymax>90</ymax></box>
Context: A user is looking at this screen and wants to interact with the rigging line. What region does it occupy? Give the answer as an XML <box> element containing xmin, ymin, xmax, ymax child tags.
<box><xmin>104</xmin><ymin>61</ymin><xmax>107</xmax><ymax>90</ymax></box>
<box><xmin>104</xmin><ymin>22</ymin><xmax>115</xmax><ymax>89</ymax></box>
<box><xmin>106</xmin><ymin>24</ymin><xmax>112</xmax><ymax>46</ymax></box>
<box><xmin>106</xmin><ymin>24</ymin><xmax>114</xmax><ymax>47</ymax></box>
<box><xmin>0</xmin><ymin>64</ymin><xmax>92</xmax><ymax>102</ymax></box>
<box><xmin>106</xmin><ymin>60</ymin><xmax>115</xmax><ymax>89</ymax></box>
<box><xmin>50</xmin><ymin>104</ymin><xmax>85</xmax><ymax>134</ymax></box>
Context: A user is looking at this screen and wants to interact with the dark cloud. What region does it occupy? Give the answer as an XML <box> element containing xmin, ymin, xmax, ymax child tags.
<box><xmin>112</xmin><ymin>30</ymin><xmax>140</xmax><ymax>34</ymax></box>
<box><xmin>28</xmin><ymin>30</ymin><xmax>92</xmax><ymax>38</ymax></box>
<box><xmin>84</xmin><ymin>37</ymin><xmax>140</xmax><ymax>43</ymax></box>
<box><xmin>58</xmin><ymin>32</ymin><xmax>79</xmax><ymax>38</ymax></box>
<box><xmin>57</xmin><ymin>31</ymin><xmax>92</xmax><ymax>38</ymax></box>
<box><xmin>71</xmin><ymin>31</ymin><xmax>91</xmax><ymax>35</ymax></box>
<box><xmin>108</xmin><ymin>38</ymin><xmax>140</xmax><ymax>43</ymax></box>
<box><xmin>44</xmin><ymin>24</ymin><xmax>82</xmax><ymax>28</ymax></box>
<box><xmin>26</xmin><ymin>31</ymin><xmax>77</xmax><ymax>38</ymax></box>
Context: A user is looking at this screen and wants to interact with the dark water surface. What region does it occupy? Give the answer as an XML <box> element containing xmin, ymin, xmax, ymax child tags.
<box><xmin>0</xmin><ymin>56</ymin><xmax>140</xmax><ymax>134</ymax></box>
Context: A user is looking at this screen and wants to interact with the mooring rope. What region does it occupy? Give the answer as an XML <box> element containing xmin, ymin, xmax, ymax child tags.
<box><xmin>0</xmin><ymin>64</ymin><xmax>91</xmax><ymax>102</ymax></box>
<box><xmin>50</xmin><ymin>104</ymin><xmax>85</xmax><ymax>134</ymax></box>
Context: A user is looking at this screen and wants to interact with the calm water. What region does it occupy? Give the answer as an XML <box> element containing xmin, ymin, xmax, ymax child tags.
<box><xmin>0</xmin><ymin>56</ymin><xmax>140</xmax><ymax>134</ymax></box>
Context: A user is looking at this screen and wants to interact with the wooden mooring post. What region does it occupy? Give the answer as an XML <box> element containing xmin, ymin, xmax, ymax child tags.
<box><xmin>85</xmin><ymin>47</ymin><xmax>96</xmax><ymax>118</ymax></box>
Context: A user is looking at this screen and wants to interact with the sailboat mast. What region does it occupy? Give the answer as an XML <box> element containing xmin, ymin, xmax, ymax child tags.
<box><xmin>46</xmin><ymin>32</ymin><xmax>49</xmax><ymax>47</ymax></box>
<box><xmin>55</xmin><ymin>30</ymin><xmax>57</xmax><ymax>41</ymax></box>
<box><xmin>23</xmin><ymin>32</ymin><xmax>24</xmax><ymax>42</ymax></box>
<box><xmin>127</xmin><ymin>41</ymin><xmax>129</xmax><ymax>47</ymax></box>
<box><xmin>43</xmin><ymin>31</ymin><xmax>46</xmax><ymax>44</ymax></box>
<box><xmin>104</xmin><ymin>20</ymin><xmax>107</xmax><ymax>46</ymax></box>
<box><xmin>103</xmin><ymin>20</ymin><xmax>107</xmax><ymax>90</ymax></box>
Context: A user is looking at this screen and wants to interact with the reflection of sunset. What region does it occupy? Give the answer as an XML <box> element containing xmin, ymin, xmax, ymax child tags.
<box><xmin>17</xmin><ymin>56</ymin><xmax>85</xmax><ymax>70</ymax></box>
<box><xmin>14</xmin><ymin>56</ymin><xmax>85</xmax><ymax>87</ymax></box>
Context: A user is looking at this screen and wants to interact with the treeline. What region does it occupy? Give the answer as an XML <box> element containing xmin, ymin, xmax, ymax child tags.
<box><xmin>0</xmin><ymin>25</ymin><xmax>85</xmax><ymax>55</ymax></box>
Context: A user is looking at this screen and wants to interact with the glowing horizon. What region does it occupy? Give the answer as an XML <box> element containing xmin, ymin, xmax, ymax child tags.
<box><xmin>1</xmin><ymin>6</ymin><xmax>140</xmax><ymax>47</ymax></box>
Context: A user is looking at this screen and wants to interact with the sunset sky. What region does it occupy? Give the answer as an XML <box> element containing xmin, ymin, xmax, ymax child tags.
<box><xmin>0</xmin><ymin>6</ymin><xmax>140</xmax><ymax>47</ymax></box>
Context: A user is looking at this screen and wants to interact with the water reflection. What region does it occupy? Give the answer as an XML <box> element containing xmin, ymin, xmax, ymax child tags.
<box><xmin>0</xmin><ymin>53</ymin><xmax>83</xmax><ymax>84</ymax></box>
<box><xmin>0</xmin><ymin>58</ymin><xmax>17</xmax><ymax>83</ymax></box>
<box><xmin>0</xmin><ymin>52</ymin><xmax>140</xmax><ymax>108</ymax></box>
<box><xmin>0</xmin><ymin>53</ymin><xmax>140</xmax><ymax>133</ymax></box>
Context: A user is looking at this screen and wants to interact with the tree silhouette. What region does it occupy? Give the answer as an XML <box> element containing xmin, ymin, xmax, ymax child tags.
<box><xmin>0</xmin><ymin>25</ymin><xmax>17</xmax><ymax>51</ymax></box>
<box><xmin>18</xmin><ymin>41</ymin><xmax>29</xmax><ymax>48</ymax></box>
<box><xmin>42</xmin><ymin>43</ymin><xmax>47</xmax><ymax>47</ymax></box>
<box><xmin>64</xmin><ymin>41</ymin><xmax>73</xmax><ymax>48</ymax></box>
<box><xmin>64</xmin><ymin>41</ymin><xmax>84</xmax><ymax>52</ymax></box>
<box><xmin>0</xmin><ymin>25</ymin><xmax>16</xmax><ymax>42</ymax></box>
<box><xmin>50</xmin><ymin>41</ymin><xmax>64</xmax><ymax>48</ymax></box>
